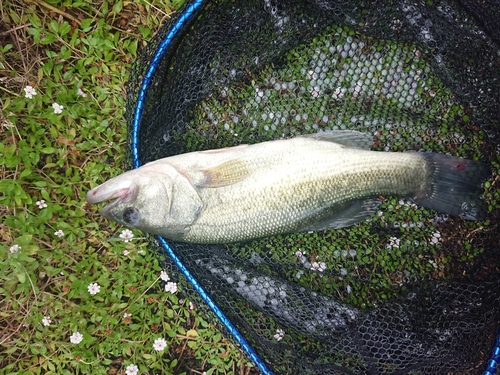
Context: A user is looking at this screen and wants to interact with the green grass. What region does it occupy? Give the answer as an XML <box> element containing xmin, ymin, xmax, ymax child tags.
<box><xmin>0</xmin><ymin>1</ymin><xmax>254</xmax><ymax>374</ymax></box>
<box><xmin>2</xmin><ymin>1</ymin><xmax>499</xmax><ymax>374</ymax></box>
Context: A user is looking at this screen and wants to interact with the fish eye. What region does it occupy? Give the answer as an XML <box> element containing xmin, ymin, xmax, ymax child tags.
<box><xmin>122</xmin><ymin>207</ymin><xmax>139</xmax><ymax>225</ymax></box>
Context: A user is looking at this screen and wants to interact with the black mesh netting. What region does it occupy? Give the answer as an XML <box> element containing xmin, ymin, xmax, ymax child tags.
<box><xmin>125</xmin><ymin>1</ymin><xmax>500</xmax><ymax>374</ymax></box>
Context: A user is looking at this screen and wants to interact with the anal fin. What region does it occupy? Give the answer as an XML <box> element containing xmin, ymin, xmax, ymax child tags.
<box><xmin>300</xmin><ymin>199</ymin><xmax>381</xmax><ymax>232</ymax></box>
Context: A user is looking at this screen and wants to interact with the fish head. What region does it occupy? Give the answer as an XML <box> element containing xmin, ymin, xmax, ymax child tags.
<box><xmin>86</xmin><ymin>164</ymin><xmax>202</xmax><ymax>240</ymax></box>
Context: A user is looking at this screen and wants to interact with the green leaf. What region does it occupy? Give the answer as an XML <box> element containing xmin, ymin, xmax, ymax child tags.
<box><xmin>23</xmin><ymin>245</ymin><xmax>40</xmax><ymax>255</ymax></box>
<box><xmin>14</xmin><ymin>267</ymin><xmax>26</xmax><ymax>283</ymax></box>
<box><xmin>19</xmin><ymin>169</ymin><xmax>33</xmax><ymax>179</ymax></box>
<box><xmin>42</xmin><ymin>59</ymin><xmax>54</xmax><ymax>76</ymax></box>
<box><xmin>2</xmin><ymin>277</ymin><xmax>19</xmax><ymax>293</ymax></box>
<box><xmin>128</xmin><ymin>40</ymin><xmax>138</xmax><ymax>57</ymax></box>
<box><xmin>15</xmin><ymin>235</ymin><xmax>33</xmax><ymax>246</ymax></box>
<box><xmin>59</xmin><ymin>22</ymin><xmax>71</xmax><ymax>36</ymax></box>
<box><xmin>112</xmin><ymin>0</ymin><xmax>123</xmax><ymax>14</ymax></box>
<box><xmin>40</xmin><ymin>33</ymin><xmax>57</xmax><ymax>45</ymax></box>
<box><xmin>80</xmin><ymin>18</ymin><xmax>93</xmax><ymax>32</ymax></box>
<box><xmin>49</xmin><ymin>20</ymin><xmax>59</xmax><ymax>33</ymax></box>
<box><xmin>1</xmin><ymin>43</ymin><xmax>13</xmax><ymax>53</ymax></box>
<box><xmin>40</xmin><ymin>147</ymin><xmax>56</xmax><ymax>154</ymax></box>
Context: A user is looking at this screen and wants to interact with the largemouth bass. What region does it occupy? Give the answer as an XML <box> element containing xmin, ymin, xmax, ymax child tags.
<box><xmin>86</xmin><ymin>131</ymin><xmax>489</xmax><ymax>244</ymax></box>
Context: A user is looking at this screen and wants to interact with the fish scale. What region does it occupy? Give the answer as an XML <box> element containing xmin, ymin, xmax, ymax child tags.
<box><xmin>184</xmin><ymin>140</ymin><xmax>430</xmax><ymax>243</ymax></box>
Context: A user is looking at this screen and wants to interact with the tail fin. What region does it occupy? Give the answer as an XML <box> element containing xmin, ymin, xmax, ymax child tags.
<box><xmin>415</xmin><ymin>153</ymin><xmax>490</xmax><ymax>220</ymax></box>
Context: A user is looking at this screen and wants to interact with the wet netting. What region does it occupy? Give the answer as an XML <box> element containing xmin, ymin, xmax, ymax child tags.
<box><xmin>125</xmin><ymin>1</ymin><xmax>500</xmax><ymax>374</ymax></box>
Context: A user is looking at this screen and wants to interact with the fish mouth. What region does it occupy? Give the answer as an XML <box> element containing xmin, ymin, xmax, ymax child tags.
<box><xmin>87</xmin><ymin>179</ymin><xmax>140</xmax><ymax>223</ymax></box>
<box><xmin>86</xmin><ymin>185</ymin><xmax>131</xmax><ymax>204</ymax></box>
<box><xmin>86</xmin><ymin>185</ymin><xmax>127</xmax><ymax>222</ymax></box>
<box><xmin>99</xmin><ymin>198</ymin><xmax>123</xmax><ymax>222</ymax></box>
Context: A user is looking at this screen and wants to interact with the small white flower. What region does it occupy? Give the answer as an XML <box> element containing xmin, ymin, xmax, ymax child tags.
<box><xmin>52</xmin><ymin>102</ymin><xmax>64</xmax><ymax>114</ymax></box>
<box><xmin>189</xmin><ymin>301</ymin><xmax>195</xmax><ymax>310</ymax></box>
<box><xmin>122</xmin><ymin>249</ymin><xmax>130</xmax><ymax>256</ymax></box>
<box><xmin>69</xmin><ymin>332</ymin><xmax>83</xmax><ymax>344</ymax></box>
<box><xmin>346</xmin><ymin>285</ymin><xmax>352</xmax><ymax>294</ymax></box>
<box><xmin>54</xmin><ymin>230</ymin><xmax>64</xmax><ymax>238</ymax></box>
<box><xmin>24</xmin><ymin>85</ymin><xmax>37</xmax><ymax>99</ymax></box>
<box><xmin>42</xmin><ymin>316</ymin><xmax>52</xmax><ymax>326</ymax></box>
<box><xmin>273</xmin><ymin>328</ymin><xmax>285</xmax><ymax>341</ymax></box>
<box><xmin>125</xmin><ymin>364</ymin><xmax>139</xmax><ymax>375</ymax></box>
<box><xmin>164</xmin><ymin>282</ymin><xmax>177</xmax><ymax>294</ymax></box>
<box><xmin>430</xmin><ymin>214</ymin><xmax>449</xmax><ymax>223</ymax></box>
<box><xmin>430</xmin><ymin>237</ymin><xmax>439</xmax><ymax>245</ymax></box>
<box><xmin>9</xmin><ymin>244</ymin><xmax>21</xmax><ymax>254</ymax></box>
<box><xmin>348</xmin><ymin>249</ymin><xmax>357</xmax><ymax>258</ymax></box>
<box><xmin>295</xmin><ymin>250</ymin><xmax>309</xmax><ymax>266</ymax></box>
<box><xmin>311</xmin><ymin>261</ymin><xmax>326</xmax><ymax>272</ymax></box>
<box><xmin>332</xmin><ymin>87</ymin><xmax>345</xmax><ymax>99</ymax></box>
<box><xmin>36</xmin><ymin>200</ymin><xmax>47</xmax><ymax>209</ymax></box>
<box><xmin>119</xmin><ymin>229</ymin><xmax>134</xmax><ymax>242</ymax></box>
<box><xmin>123</xmin><ymin>313</ymin><xmax>132</xmax><ymax>318</ymax></box>
<box><xmin>153</xmin><ymin>337</ymin><xmax>167</xmax><ymax>351</ymax></box>
<box><xmin>310</xmin><ymin>86</ymin><xmax>320</xmax><ymax>98</ymax></box>
<box><xmin>430</xmin><ymin>231</ymin><xmax>441</xmax><ymax>245</ymax></box>
<box><xmin>387</xmin><ymin>236</ymin><xmax>400</xmax><ymax>249</ymax></box>
<box><xmin>87</xmin><ymin>282</ymin><xmax>100</xmax><ymax>295</ymax></box>
<box><xmin>76</xmin><ymin>87</ymin><xmax>87</xmax><ymax>97</ymax></box>
<box><xmin>160</xmin><ymin>270</ymin><xmax>170</xmax><ymax>282</ymax></box>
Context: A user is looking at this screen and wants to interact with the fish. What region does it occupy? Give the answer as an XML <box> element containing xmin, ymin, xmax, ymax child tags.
<box><xmin>86</xmin><ymin>130</ymin><xmax>490</xmax><ymax>244</ymax></box>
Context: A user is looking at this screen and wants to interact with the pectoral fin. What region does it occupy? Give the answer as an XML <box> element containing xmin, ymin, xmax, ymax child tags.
<box><xmin>300</xmin><ymin>199</ymin><xmax>381</xmax><ymax>231</ymax></box>
<box><xmin>199</xmin><ymin>158</ymin><xmax>251</xmax><ymax>188</ymax></box>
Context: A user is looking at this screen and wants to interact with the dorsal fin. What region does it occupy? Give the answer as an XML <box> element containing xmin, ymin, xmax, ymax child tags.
<box><xmin>199</xmin><ymin>144</ymin><xmax>249</xmax><ymax>154</ymax></box>
<box><xmin>301</xmin><ymin>130</ymin><xmax>373</xmax><ymax>150</ymax></box>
